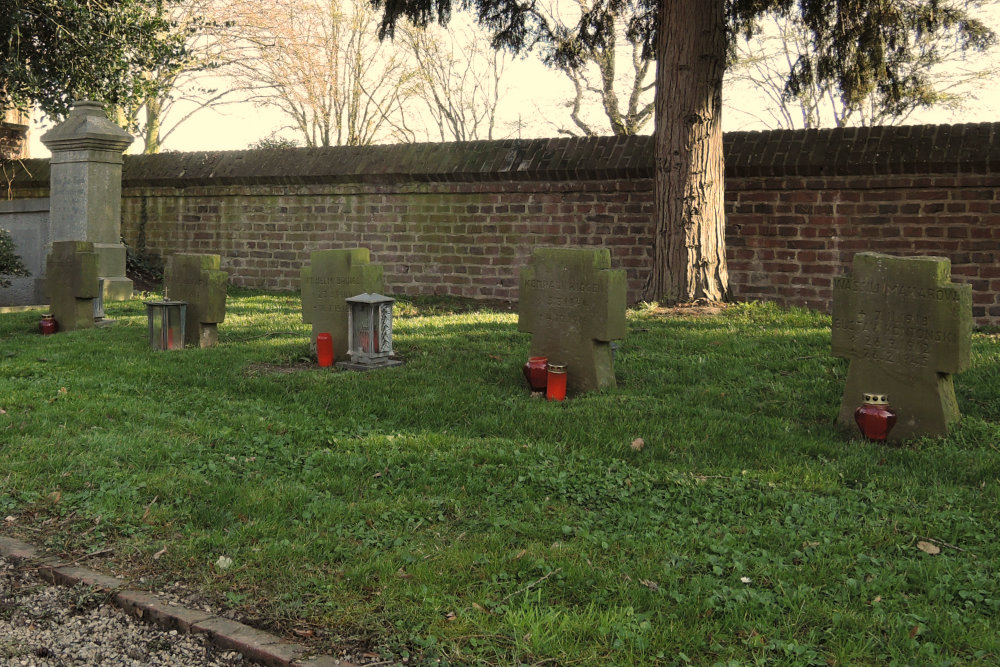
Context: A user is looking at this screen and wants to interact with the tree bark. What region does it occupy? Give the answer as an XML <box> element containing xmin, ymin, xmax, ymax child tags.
<box><xmin>646</xmin><ymin>0</ymin><xmax>729</xmax><ymax>304</ymax></box>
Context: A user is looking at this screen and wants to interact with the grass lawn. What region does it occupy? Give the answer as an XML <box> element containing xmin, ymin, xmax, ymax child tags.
<box><xmin>1</xmin><ymin>290</ymin><xmax>999</xmax><ymax>666</ymax></box>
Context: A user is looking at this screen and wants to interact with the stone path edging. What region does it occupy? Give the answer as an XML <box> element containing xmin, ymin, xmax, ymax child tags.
<box><xmin>0</xmin><ymin>536</ymin><xmax>358</xmax><ymax>667</ymax></box>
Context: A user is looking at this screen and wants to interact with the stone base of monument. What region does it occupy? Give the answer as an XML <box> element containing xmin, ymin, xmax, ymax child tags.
<box><xmin>837</xmin><ymin>369</ymin><xmax>960</xmax><ymax>441</ymax></box>
<box><xmin>94</xmin><ymin>318</ymin><xmax>116</xmax><ymax>328</ymax></box>
<box><xmin>335</xmin><ymin>358</ymin><xmax>404</xmax><ymax>372</ymax></box>
<box><xmin>101</xmin><ymin>276</ymin><xmax>134</xmax><ymax>301</ymax></box>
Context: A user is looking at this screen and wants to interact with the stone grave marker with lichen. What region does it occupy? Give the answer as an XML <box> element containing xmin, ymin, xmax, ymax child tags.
<box><xmin>518</xmin><ymin>247</ymin><xmax>626</xmax><ymax>394</ymax></box>
<box><xmin>832</xmin><ymin>252</ymin><xmax>972</xmax><ymax>440</ymax></box>
<box><xmin>45</xmin><ymin>241</ymin><xmax>99</xmax><ymax>331</ymax></box>
<box><xmin>301</xmin><ymin>249</ymin><xmax>383</xmax><ymax>361</ymax></box>
<box><xmin>164</xmin><ymin>253</ymin><xmax>229</xmax><ymax>347</ymax></box>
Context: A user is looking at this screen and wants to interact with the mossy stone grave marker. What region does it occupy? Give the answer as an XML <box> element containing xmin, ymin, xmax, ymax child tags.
<box><xmin>164</xmin><ymin>253</ymin><xmax>229</xmax><ymax>347</ymax></box>
<box><xmin>301</xmin><ymin>249</ymin><xmax>383</xmax><ymax>361</ymax></box>
<box><xmin>45</xmin><ymin>241</ymin><xmax>99</xmax><ymax>331</ymax></box>
<box><xmin>832</xmin><ymin>252</ymin><xmax>972</xmax><ymax>440</ymax></box>
<box><xmin>519</xmin><ymin>247</ymin><xmax>626</xmax><ymax>394</ymax></box>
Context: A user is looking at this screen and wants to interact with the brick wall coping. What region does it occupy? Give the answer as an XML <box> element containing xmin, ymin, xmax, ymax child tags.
<box><xmin>4</xmin><ymin>122</ymin><xmax>999</xmax><ymax>189</ymax></box>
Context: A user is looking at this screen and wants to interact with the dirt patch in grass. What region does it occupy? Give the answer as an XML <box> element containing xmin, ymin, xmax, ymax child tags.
<box><xmin>645</xmin><ymin>300</ymin><xmax>729</xmax><ymax>318</ymax></box>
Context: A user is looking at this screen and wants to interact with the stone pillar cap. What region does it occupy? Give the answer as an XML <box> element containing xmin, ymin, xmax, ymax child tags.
<box><xmin>41</xmin><ymin>100</ymin><xmax>133</xmax><ymax>153</ymax></box>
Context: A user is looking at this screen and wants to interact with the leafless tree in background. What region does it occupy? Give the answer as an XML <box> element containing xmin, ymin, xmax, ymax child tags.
<box><xmin>534</xmin><ymin>0</ymin><xmax>654</xmax><ymax>137</ymax></box>
<box><xmin>224</xmin><ymin>0</ymin><xmax>420</xmax><ymax>146</ymax></box>
<box><xmin>116</xmin><ymin>0</ymin><xmax>247</xmax><ymax>153</ymax></box>
<box><xmin>397</xmin><ymin>15</ymin><xmax>509</xmax><ymax>142</ymax></box>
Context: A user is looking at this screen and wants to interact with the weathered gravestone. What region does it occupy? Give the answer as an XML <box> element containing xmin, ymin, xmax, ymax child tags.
<box><xmin>301</xmin><ymin>249</ymin><xmax>383</xmax><ymax>360</ymax></box>
<box><xmin>45</xmin><ymin>241</ymin><xmax>99</xmax><ymax>331</ymax></box>
<box><xmin>41</xmin><ymin>100</ymin><xmax>134</xmax><ymax>301</ymax></box>
<box><xmin>519</xmin><ymin>247</ymin><xmax>626</xmax><ymax>394</ymax></box>
<box><xmin>832</xmin><ymin>252</ymin><xmax>972</xmax><ymax>440</ymax></box>
<box><xmin>164</xmin><ymin>254</ymin><xmax>228</xmax><ymax>347</ymax></box>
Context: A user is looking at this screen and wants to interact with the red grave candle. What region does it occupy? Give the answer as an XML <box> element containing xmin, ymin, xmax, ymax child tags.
<box><xmin>523</xmin><ymin>356</ymin><xmax>548</xmax><ymax>392</ymax></box>
<box><xmin>854</xmin><ymin>393</ymin><xmax>897</xmax><ymax>441</ymax></box>
<box><xmin>39</xmin><ymin>314</ymin><xmax>57</xmax><ymax>335</ymax></box>
<box><xmin>546</xmin><ymin>363</ymin><xmax>567</xmax><ymax>402</ymax></box>
<box><xmin>316</xmin><ymin>332</ymin><xmax>334</xmax><ymax>367</ymax></box>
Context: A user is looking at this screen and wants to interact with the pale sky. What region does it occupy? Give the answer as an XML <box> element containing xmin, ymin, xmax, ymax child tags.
<box><xmin>26</xmin><ymin>6</ymin><xmax>1000</xmax><ymax>157</ymax></box>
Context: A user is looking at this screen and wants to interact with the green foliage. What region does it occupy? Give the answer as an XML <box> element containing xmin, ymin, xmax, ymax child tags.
<box><xmin>0</xmin><ymin>294</ymin><xmax>999</xmax><ymax>665</ymax></box>
<box><xmin>248</xmin><ymin>132</ymin><xmax>302</xmax><ymax>150</ymax></box>
<box><xmin>372</xmin><ymin>0</ymin><xmax>995</xmax><ymax>128</ymax></box>
<box><xmin>0</xmin><ymin>0</ymin><xmax>190</xmax><ymax>119</ymax></box>
<box><xmin>0</xmin><ymin>228</ymin><xmax>30</xmax><ymax>289</ymax></box>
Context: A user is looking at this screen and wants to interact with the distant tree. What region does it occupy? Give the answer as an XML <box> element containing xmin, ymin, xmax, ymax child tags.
<box><xmin>1</xmin><ymin>0</ymin><xmax>188</xmax><ymax>120</ymax></box>
<box><xmin>225</xmin><ymin>0</ymin><xmax>420</xmax><ymax>147</ymax></box>
<box><xmin>0</xmin><ymin>229</ymin><xmax>30</xmax><ymax>289</ymax></box>
<box><xmin>728</xmin><ymin>4</ymin><xmax>998</xmax><ymax>129</ymax></box>
<box><xmin>398</xmin><ymin>15</ymin><xmax>509</xmax><ymax>142</ymax></box>
<box><xmin>248</xmin><ymin>132</ymin><xmax>302</xmax><ymax>150</ymax></box>
<box><xmin>117</xmin><ymin>0</ymin><xmax>246</xmax><ymax>154</ymax></box>
<box><xmin>534</xmin><ymin>0</ymin><xmax>653</xmax><ymax>137</ymax></box>
<box><xmin>372</xmin><ymin>0</ymin><xmax>996</xmax><ymax>305</ymax></box>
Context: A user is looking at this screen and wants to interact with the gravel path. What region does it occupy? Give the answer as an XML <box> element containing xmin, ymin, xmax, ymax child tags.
<box><xmin>0</xmin><ymin>555</ymin><xmax>247</xmax><ymax>666</ymax></box>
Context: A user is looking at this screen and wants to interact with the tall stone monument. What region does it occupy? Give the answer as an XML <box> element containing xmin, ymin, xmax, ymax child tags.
<box><xmin>301</xmin><ymin>249</ymin><xmax>383</xmax><ymax>361</ymax></box>
<box><xmin>45</xmin><ymin>241</ymin><xmax>99</xmax><ymax>331</ymax></box>
<box><xmin>41</xmin><ymin>100</ymin><xmax>133</xmax><ymax>301</ymax></box>
<box><xmin>519</xmin><ymin>247</ymin><xmax>626</xmax><ymax>394</ymax></box>
<box><xmin>832</xmin><ymin>252</ymin><xmax>972</xmax><ymax>440</ymax></box>
<box><xmin>164</xmin><ymin>253</ymin><xmax>229</xmax><ymax>347</ymax></box>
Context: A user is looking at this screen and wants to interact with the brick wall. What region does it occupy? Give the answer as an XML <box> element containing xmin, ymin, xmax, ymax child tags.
<box><xmin>4</xmin><ymin>125</ymin><xmax>999</xmax><ymax>326</ymax></box>
<box><xmin>724</xmin><ymin>125</ymin><xmax>1000</xmax><ymax>326</ymax></box>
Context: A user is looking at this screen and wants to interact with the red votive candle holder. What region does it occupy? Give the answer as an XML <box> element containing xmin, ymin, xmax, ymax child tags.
<box><xmin>854</xmin><ymin>393</ymin><xmax>897</xmax><ymax>441</ymax></box>
<box><xmin>39</xmin><ymin>314</ymin><xmax>57</xmax><ymax>335</ymax></box>
<box><xmin>316</xmin><ymin>332</ymin><xmax>334</xmax><ymax>367</ymax></box>
<box><xmin>523</xmin><ymin>356</ymin><xmax>548</xmax><ymax>392</ymax></box>
<box><xmin>546</xmin><ymin>363</ymin><xmax>567</xmax><ymax>402</ymax></box>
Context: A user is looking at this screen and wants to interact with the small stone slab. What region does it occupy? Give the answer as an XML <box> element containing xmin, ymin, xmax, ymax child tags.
<box><xmin>301</xmin><ymin>249</ymin><xmax>383</xmax><ymax>361</ymax></box>
<box><xmin>45</xmin><ymin>240</ymin><xmax>99</xmax><ymax>331</ymax></box>
<box><xmin>832</xmin><ymin>252</ymin><xmax>972</xmax><ymax>440</ymax></box>
<box><xmin>518</xmin><ymin>247</ymin><xmax>626</xmax><ymax>394</ymax></box>
<box><xmin>164</xmin><ymin>253</ymin><xmax>228</xmax><ymax>347</ymax></box>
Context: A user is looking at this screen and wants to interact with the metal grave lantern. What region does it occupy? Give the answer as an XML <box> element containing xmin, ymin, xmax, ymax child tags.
<box><xmin>343</xmin><ymin>293</ymin><xmax>401</xmax><ymax>368</ymax></box>
<box><xmin>144</xmin><ymin>300</ymin><xmax>187</xmax><ymax>350</ymax></box>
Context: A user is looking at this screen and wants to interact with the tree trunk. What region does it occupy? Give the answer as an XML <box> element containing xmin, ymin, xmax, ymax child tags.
<box><xmin>646</xmin><ymin>0</ymin><xmax>729</xmax><ymax>304</ymax></box>
<box><xmin>143</xmin><ymin>95</ymin><xmax>162</xmax><ymax>154</ymax></box>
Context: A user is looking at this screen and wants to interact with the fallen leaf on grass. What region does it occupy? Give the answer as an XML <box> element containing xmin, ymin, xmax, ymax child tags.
<box><xmin>293</xmin><ymin>629</ymin><xmax>314</xmax><ymax>638</ymax></box>
<box><xmin>153</xmin><ymin>546</ymin><xmax>167</xmax><ymax>560</ymax></box>
<box><xmin>215</xmin><ymin>555</ymin><xmax>233</xmax><ymax>570</ymax></box>
<box><xmin>5</xmin><ymin>516</ymin><xmax>15</xmax><ymax>523</ymax></box>
<box><xmin>396</xmin><ymin>568</ymin><xmax>412</xmax><ymax>579</ymax></box>
<box><xmin>917</xmin><ymin>541</ymin><xmax>941</xmax><ymax>555</ymax></box>
<box><xmin>445</xmin><ymin>611</ymin><xmax>457</xmax><ymax>622</ymax></box>
<box><xmin>0</xmin><ymin>408</ymin><xmax>6</xmax><ymax>415</ymax></box>
<box><xmin>630</xmin><ymin>437</ymin><xmax>645</xmax><ymax>451</ymax></box>
<box><xmin>639</xmin><ymin>579</ymin><xmax>659</xmax><ymax>591</ymax></box>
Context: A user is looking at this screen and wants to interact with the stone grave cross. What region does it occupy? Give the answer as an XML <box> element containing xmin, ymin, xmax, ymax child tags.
<box><xmin>164</xmin><ymin>253</ymin><xmax>229</xmax><ymax>347</ymax></box>
<box><xmin>44</xmin><ymin>241</ymin><xmax>99</xmax><ymax>331</ymax></box>
<box><xmin>832</xmin><ymin>252</ymin><xmax>972</xmax><ymax>440</ymax></box>
<box><xmin>301</xmin><ymin>249</ymin><xmax>383</xmax><ymax>360</ymax></box>
<box><xmin>518</xmin><ymin>247</ymin><xmax>626</xmax><ymax>394</ymax></box>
